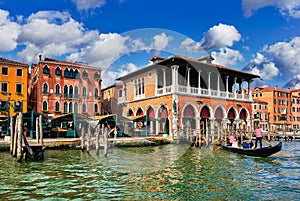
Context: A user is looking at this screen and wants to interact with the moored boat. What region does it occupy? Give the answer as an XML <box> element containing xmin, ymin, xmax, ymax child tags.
<box><xmin>221</xmin><ymin>141</ymin><xmax>282</xmax><ymax>157</ymax></box>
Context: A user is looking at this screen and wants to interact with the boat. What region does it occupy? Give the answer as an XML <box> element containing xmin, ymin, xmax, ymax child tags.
<box><xmin>221</xmin><ymin>141</ymin><xmax>282</xmax><ymax>157</ymax></box>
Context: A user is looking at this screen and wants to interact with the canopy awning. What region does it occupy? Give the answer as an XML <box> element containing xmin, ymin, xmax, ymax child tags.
<box><xmin>91</xmin><ymin>114</ymin><xmax>116</xmax><ymax>121</ymax></box>
<box><xmin>126</xmin><ymin>115</ymin><xmax>153</xmax><ymax>122</ymax></box>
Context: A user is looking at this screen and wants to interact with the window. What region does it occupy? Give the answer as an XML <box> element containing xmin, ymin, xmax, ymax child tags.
<box><xmin>42</xmin><ymin>101</ymin><xmax>48</xmax><ymax>111</ymax></box>
<box><xmin>94</xmin><ymin>72</ymin><xmax>100</xmax><ymax>80</ymax></box>
<box><xmin>55</xmin><ymin>67</ymin><xmax>62</xmax><ymax>76</ymax></box>
<box><xmin>70</xmin><ymin>69</ymin><xmax>74</xmax><ymax>78</ymax></box>
<box><xmin>43</xmin><ymin>65</ymin><xmax>50</xmax><ymax>74</ymax></box>
<box><xmin>74</xmin><ymin>69</ymin><xmax>79</xmax><ymax>79</ymax></box>
<box><xmin>55</xmin><ymin>102</ymin><xmax>60</xmax><ymax>112</ymax></box>
<box><xmin>69</xmin><ymin>85</ymin><xmax>73</xmax><ymax>96</ymax></box>
<box><xmin>2</xmin><ymin>66</ymin><xmax>8</xmax><ymax>75</ymax></box>
<box><xmin>64</xmin><ymin>68</ymin><xmax>70</xmax><ymax>77</ymax></box>
<box><xmin>94</xmin><ymin>104</ymin><xmax>98</xmax><ymax>113</ymax></box>
<box><xmin>0</xmin><ymin>100</ymin><xmax>8</xmax><ymax>111</ymax></box>
<box><xmin>64</xmin><ymin>102</ymin><xmax>68</xmax><ymax>113</ymax></box>
<box><xmin>75</xmin><ymin>86</ymin><xmax>79</xmax><ymax>96</ymax></box>
<box><xmin>55</xmin><ymin>84</ymin><xmax>60</xmax><ymax>94</ymax></box>
<box><xmin>69</xmin><ymin>102</ymin><xmax>73</xmax><ymax>113</ymax></box>
<box><xmin>118</xmin><ymin>89</ymin><xmax>122</xmax><ymax>98</ymax></box>
<box><xmin>74</xmin><ymin>102</ymin><xmax>78</xmax><ymax>113</ymax></box>
<box><xmin>42</xmin><ymin>83</ymin><xmax>48</xmax><ymax>94</ymax></box>
<box><xmin>82</xmin><ymin>103</ymin><xmax>87</xmax><ymax>113</ymax></box>
<box><xmin>82</xmin><ymin>87</ymin><xmax>87</xmax><ymax>97</ymax></box>
<box><xmin>64</xmin><ymin>85</ymin><xmax>68</xmax><ymax>97</ymax></box>
<box><xmin>14</xmin><ymin>100</ymin><xmax>22</xmax><ymax>113</ymax></box>
<box><xmin>16</xmin><ymin>68</ymin><xmax>22</xmax><ymax>77</ymax></box>
<box><xmin>94</xmin><ymin>88</ymin><xmax>99</xmax><ymax>97</ymax></box>
<box><xmin>1</xmin><ymin>82</ymin><xmax>8</xmax><ymax>93</ymax></box>
<box><xmin>82</xmin><ymin>70</ymin><xmax>88</xmax><ymax>79</ymax></box>
<box><xmin>16</xmin><ymin>83</ymin><xmax>22</xmax><ymax>94</ymax></box>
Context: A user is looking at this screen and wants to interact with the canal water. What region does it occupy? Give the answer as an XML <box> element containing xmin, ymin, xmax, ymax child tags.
<box><xmin>0</xmin><ymin>141</ymin><xmax>299</xmax><ymax>200</ymax></box>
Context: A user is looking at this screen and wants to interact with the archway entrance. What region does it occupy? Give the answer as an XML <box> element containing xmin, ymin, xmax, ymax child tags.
<box><xmin>147</xmin><ymin>107</ymin><xmax>155</xmax><ymax>135</ymax></box>
<box><xmin>158</xmin><ymin>105</ymin><xmax>169</xmax><ymax>135</ymax></box>
<box><xmin>215</xmin><ymin>106</ymin><xmax>224</xmax><ymax>140</ymax></box>
<box><xmin>182</xmin><ymin>105</ymin><xmax>196</xmax><ymax>133</ymax></box>
<box><xmin>200</xmin><ymin>106</ymin><xmax>210</xmax><ymax>137</ymax></box>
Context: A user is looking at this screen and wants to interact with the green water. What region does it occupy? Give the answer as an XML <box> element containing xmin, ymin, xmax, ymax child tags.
<box><xmin>0</xmin><ymin>141</ymin><xmax>299</xmax><ymax>200</ymax></box>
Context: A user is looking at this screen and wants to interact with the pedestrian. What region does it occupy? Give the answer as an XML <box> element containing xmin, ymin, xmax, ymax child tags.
<box><xmin>254</xmin><ymin>126</ymin><xmax>263</xmax><ymax>149</ymax></box>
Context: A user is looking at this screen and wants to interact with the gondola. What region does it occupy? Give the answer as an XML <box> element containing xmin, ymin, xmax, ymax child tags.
<box><xmin>221</xmin><ymin>141</ymin><xmax>282</xmax><ymax>157</ymax></box>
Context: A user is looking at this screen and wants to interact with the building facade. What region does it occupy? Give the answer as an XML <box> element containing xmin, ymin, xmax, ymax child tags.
<box><xmin>101</xmin><ymin>82</ymin><xmax>123</xmax><ymax>116</ymax></box>
<box><xmin>0</xmin><ymin>57</ymin><xmax>28</xmax><ymax>135</ymax></box>
<box><xmin>291</xmin><ymin>89</ymin><xmax>300</xmax><ymax>130</ymax></box>
<box><xmin>28</xmin><ymin>56</ymin><xmax>101</xmax><ymax>117</ymax></box>
<box><xmin>252</xmin><ymin>86</ymin><xmax>292</xmax><ymax>132</ymax></box>
<box><xmin>252</xmin><ymin>100</ymin><xmax>269</xmax><ymax>131</ymax></box>
<box><xmin>117</xmin><ymin>55</ymin><xmax>259</xmax><ymax>141</ymax></box>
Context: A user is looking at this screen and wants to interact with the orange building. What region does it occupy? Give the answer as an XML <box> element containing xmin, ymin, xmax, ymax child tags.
<box><xmin>28</xmin><ymin>56</ymin><xmax>101</xmax><ymax>117</ymax></box>
<box><xmin>101</xmin><ymin>82</ymin><xmax>123</xmax><ymax>116</ymax></box>
<box><xmin>0</xmin><ymin>57</ymin><xmax>28</xmax><ymax>135</ymax></box>
<box><xmin>117</xmin><ymin>55</ymin><xmax>259</xmax><ymax>141</ymax></box>
<box><xmin>252</xmin><ymin>86</ymin><xmax>292</xmax><ymax>131</ymax></box>
<box><xmin>291</xmin><ymin>89</ymin><xmax>300</xmax><ymax>130</ymax></box>
<box><xmin>252</xmin><ymin>100</ymin><xmax>269</xmax><ymax>131</ymax></box>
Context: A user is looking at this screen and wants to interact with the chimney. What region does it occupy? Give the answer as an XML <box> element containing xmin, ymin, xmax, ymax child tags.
<box><xmin>38</xmin><ymin>54</ymin><xmax>42</xmax><ymax>61</ymax></box>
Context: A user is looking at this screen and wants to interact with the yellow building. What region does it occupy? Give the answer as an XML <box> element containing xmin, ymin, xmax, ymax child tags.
<box><xmin>0</xmin><ymin>57</ymin><xmax>28</xmax><ymax>135</ymax></box>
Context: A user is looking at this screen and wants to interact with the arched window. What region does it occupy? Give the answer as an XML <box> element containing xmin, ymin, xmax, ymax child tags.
<box><xmin>75</xmin><ymin>86</ymin><xmax>79</xmax><ymax>96</ymax></box>
<box><xmin>94</xmin><ymin>104</ymin><xmax>98</xmax><ymax>113</ymax></box>
<box><xmin>94</xmin><ymin>72</ymin><xmax>100</xmax><ymax>80</ymax></box>
<box><xmin>55</xmin><ymin>84</ymin><xmax>60</xmax><ymax>94</ymax></box>
<box><xmin>70</xmin><ymin>69</ymin><xmax>74</xmax><ymax>78</ymax></box>
<box><xmin>74</xmin><ymin>69</ymin><xmax>79</xmax><ymax>79</ymax></box>
<box><xmin>42</xmin><ymin>83</ymin><xmax>48</xmax><ymax>94</ymax></box>
<box><xmin>82</xmin><ymin>103</ymin><xmax>87</xmax><ymax>113</ymax></box>
<box><xmin>74</xmin><ymin>102</ymin><xmax>78</xmax><ymax>113</ymax></box>
<box><xmin>69</xmin><ymin>85</ymin><xmax>73</xmax><ymax>96</ymax></box>
<box><xmin>69</xmin><ymin>102</ymin><xmax>73</xmax><ymax>113</ymax></box>
<box><xmin>64</xmin><ymin>68</ymin><xmax>70</xmax><ymax>77</ymax></box>
<box><xmin>64</xmin><ymin>85</ymin><xmax>68</xmax><ymax>95</ymax></box>
<box><xmin>55</xmin><ymin>101</ymin><xmax>60</xmax><ymax>112</ymax></box>
<box><xmin>94</xmin><ymin>88</ymin><xmax>99</xmax><ymax>97</ymax></box>
<box><xmin>64</xmin><ymin>102</ymin><xmax>68</xmax><ymax>113</ymax></box>
<box><xmin>82</xmin><ymin>70</ymin><xmax>88</xmax><ymax>79</ymax></box>
<box><xmin>43</xmin><ymin>65</ymin><xmax>50</xmax><ymax>74</ymax></box>
<box><xmin>42</xmin><ymin>101</ymin><xmax>48</xmax><ymax>111</ymax></box>
<box><xmin>55</xmin><ymin>67</ymin><xmax>62</xmax><ymax>76</ymax></box>
<box><xmin>82</xmin><ymin>87</ymin><xmax>87</xmax><ymax>97</ymax></box>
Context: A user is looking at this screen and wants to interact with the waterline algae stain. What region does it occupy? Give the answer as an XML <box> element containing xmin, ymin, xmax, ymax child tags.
<box><xmin>0</xmin><ymin>142</ymin><xmax>299</xmax><ymax>200</ymax></box>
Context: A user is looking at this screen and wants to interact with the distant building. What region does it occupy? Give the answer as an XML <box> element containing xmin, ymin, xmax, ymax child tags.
<box><xmin>0</xmin><ymin>57</ymin><xmax>28</xmax><ymax>134</ymax></box>
<box><xmin>252</xmin><ymin>86</ymin><xmax>292</xmax><ymax>131</ymax></box>
<box><xmin>291</xmin><ymin>89</ymin><xmax>300</xmax><ymax>130</ymax></box>
<box><xmin>101</xmin><ymin>82</ymin><xmax>123</xmax><ymax>116</ymax></box>
<box><xmin>252</xmin><ymin>100</ymin><xmax>269</xmax><ymax>131</ymax></box>
<box><xmin>117</xmin><ymin>55</ymin><xmax>259</xmax><ymax>140</ymax></box>
<box><xmin>28</xmin><ymin>56</ymin><xmax>101</xmax><ymax>117</ymax></box>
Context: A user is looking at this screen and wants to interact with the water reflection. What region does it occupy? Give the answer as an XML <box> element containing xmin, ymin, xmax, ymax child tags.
<box><xmin>0</xmin><ymin>141</ymin><xmax>299</xmax><ymax>200</ymax></box>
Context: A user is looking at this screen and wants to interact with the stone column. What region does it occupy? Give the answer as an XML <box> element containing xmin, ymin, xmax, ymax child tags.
<box><xmin>210</xmin><ymin>118</ymin><xmax>215</xmax><ymax>144</ymax></box>
<box><xmin>248</xmin><ymin>80</ymin><xmax>253</xmax><ymax>101</ymax></box>
<box><xmin>241</xmin><ymin>79</ymin><xmax>244</xmax><ymax>99</ymax></box>
<box><xmin>226</xmin><ymin>76</ymin><xmax>229</xmax><ymax>98</ymax></box>
<box><xmin>198</xmin><ymin>70</ymin><xmax>202</xmax><ymax>95</ymax></box>
<box><xmin>163</xmin><ymin>68</ymin><xmax>166</xmax><ymax>93</ymax></box>
<box><xmin>217</xmin><ymin>74</ymin><xmax>220</xmax><ymax>96</ymax></box>
<box><xmin>187</xmin><ymin>68</ymin><xmax>191</xmax><ymax>93</ymax></box>
<box><xmin>208</xmin><ymin>72</ymin><xmax>211</xmax><ymax>95</ymax></box>
<box><xmin>234</xmin><ymin>77</ymin><xmax>237</xmax><ymax>99</ymax></box>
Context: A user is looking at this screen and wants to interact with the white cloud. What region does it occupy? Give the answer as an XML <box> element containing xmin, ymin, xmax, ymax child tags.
<box><xmin>246</xmin><ymin>52</ymin><xmax>279</xmax><ymax>81</ymax></box>
<box><xmin>0</xmin><ymin>9</ymin><xmax>21</xmax><ymax>51</ymax></box>
<box><xmin>102</xmin><ymin>63</ymin><xmax>139</xmax><ymax>87</ymax></box>
<box><xmin>71</xmin><ymin>0</ymin><xmax>106</xmax><ymax>11</ymax></box>
<box><xmin>211</xmin><ymin>48</ymin><xmax>244</xmax><ymax>66</ymax></box>
<box><xmin>200</xmin><ymin>23</ymin><xmax>241</xmax><ymax>51</ymax></box>
<box><xmin>152</xmin><ymin>32</ymin><xmax>173</xmax><ymax>51</ymax></box>
<box><xmin>264</xmin><ymin>37</ymin><xmax>300</xmax><ymax>76</ymax></box>
<box><xmin>242</xmin><ymin>0</ymin><xmax>300</xmax><ymax>18</ymax></box>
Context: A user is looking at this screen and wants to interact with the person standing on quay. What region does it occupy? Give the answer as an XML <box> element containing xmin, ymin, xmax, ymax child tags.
<box><xmin>254</xmin><ymin>126</ymin><xmax>263</xmax><ymax>149</ymax></box>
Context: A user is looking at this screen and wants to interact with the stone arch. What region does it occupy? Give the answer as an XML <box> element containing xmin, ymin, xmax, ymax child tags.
<box><xmin>214</xmin><ymin>105</ymin><xmax>226</xmax><ymax>120</ymax></box>
<box><xmin>136</xmin><ymin>107</ymin><xmax>144</xmax><ymax>116</ymax></box>
<box><xmin>199</xmin><ymin>104</ymin><xmax>212</xmax><ymax>135</ymax></box>
<box><xmin>157</xmin><ymin>104</ymin><xmax>169</xmax><ymax>134</ymax></box>
<box><xmin>127</xmin><ymin>108</ymin><xmax>134</xmax><ymax>116</ymax></box>
<box><xmin>146</xmin><ymin>106</ymin><xmax>155</xmax><ymax>134</ymax></box>
<box><xmin>182</xmin><ymin>103</ymin><xmax>197</xmax><ymax>130</ymax></box>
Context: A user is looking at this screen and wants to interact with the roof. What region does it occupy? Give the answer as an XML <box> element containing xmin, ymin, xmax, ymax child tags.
<box><xmin>39</xmin><ymin>57</ymin><xmax>101</xmax><ymax>70</ymax></box>
<box><xmin>51</xmin><ymin>113</ymin><xmax>90</xmax><ymax>122</ymax></box>
<box><xmin>253</xmin><ymin>86</ymin><xmax>291</xmax><ymax>93</ymax></box>
<box><xmin>0</xmin><ymin>57</ymin><xmax>28</xmax><ymax>67</ymax></box>
<box><xmin>117</xmin><ymin>55</ymin><xmax>259</xmax><ymax>81</ymax></box>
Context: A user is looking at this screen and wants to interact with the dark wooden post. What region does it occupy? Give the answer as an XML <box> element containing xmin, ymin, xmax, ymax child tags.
<box><xmin>96</xmin><ymin>125</ymin><xmax>100</xmax><ymax>156</ymax></box>
<box><xmin>10</xmin><ymin>117</ymin><xmax>14</xmax><ymax>154</ymax></box>
<box><xmin>36</xmin><ymin>117</ymin><xmax>39</xmax><ymax>144</ymax></box>
<box><xmin>13</xmin><ymin>115</ymin><xmax>18</xmax><ymax>157</ymax></box>
<box><xmin>39</xmin><ymin>115</ymin><xmax>43</xmax><ymax>145</ymax></box>
<box><xmin>81</xmin><ymin>126</ymin><xmax>85</xmax><ymax>151</ymax></box>
<box><xmin>86</xmin><ymin>125</ymin><xmax>91</xmax><ymax>153</ymax></box>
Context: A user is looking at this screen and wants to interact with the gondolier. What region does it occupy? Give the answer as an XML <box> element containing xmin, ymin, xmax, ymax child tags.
<box><xmin>254</xmin><ymin>126</ymin><xmax>263</xmax><ymax>149</ymax></box>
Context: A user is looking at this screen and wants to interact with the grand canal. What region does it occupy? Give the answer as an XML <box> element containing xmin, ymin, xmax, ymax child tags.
<box><xmin>0</xmin><ymin>141</ymin><xmax>299</xmax><ymax>200</ymax></box>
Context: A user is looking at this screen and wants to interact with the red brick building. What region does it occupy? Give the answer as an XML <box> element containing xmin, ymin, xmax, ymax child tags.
<box><xmin>117</xmin><ymin>55</ymin><xmax>259</xmax><ymax>141</ymax></box>
<box><xmin>28</xmin><ymin>56</ymin><xmax>101</xmax><ymax>117</ymax></box>
<box><xmin>291</xmin><ymin>89</ymin><xmax>300</xmax><ymax>130</ymax></box>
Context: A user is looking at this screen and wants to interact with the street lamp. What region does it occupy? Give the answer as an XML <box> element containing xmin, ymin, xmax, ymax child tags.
<box><xmin>6</xmin><ymin>92</ymin><xmax>11</xmax><ymax>136</ymax></box>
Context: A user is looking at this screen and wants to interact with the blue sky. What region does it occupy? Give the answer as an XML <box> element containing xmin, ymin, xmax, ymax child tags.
<box><xmin>1</xmin><ymin>0</ymin><xmax>300</xmax><ymax>88</ymax></box>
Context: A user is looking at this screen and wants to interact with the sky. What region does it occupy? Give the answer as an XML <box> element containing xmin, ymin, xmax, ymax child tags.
<box><xmin>1</xmin><ymin>0</ymin><xmax>300</xmax><ymax>88</ymax></box>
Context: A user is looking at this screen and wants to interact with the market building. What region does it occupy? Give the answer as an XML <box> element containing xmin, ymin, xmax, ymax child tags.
<box><xmin>0</xmin><ymin>57</ymin><xmax>29</xmax><ymax>136</ymax></box>
<box><xmin>116</xmin><ymin>55</ymin><xmax>260</xmax><ymax>142</ymax></box>
<box><xmin>28</xmin><ymin>56</ymin><xmax>101</xmax><ymax>118</ymax></box>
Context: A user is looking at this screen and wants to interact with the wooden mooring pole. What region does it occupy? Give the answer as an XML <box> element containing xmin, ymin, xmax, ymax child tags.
<box><xmin>95</xmin><ymin>125</ymin><xmax>100</xmax><ymax>156</ymax></box>
<box><xmin>10</xmin><ymin>117</ymin><xmax>14</xmax><ymax>154</ymax></box>
<box><xmin>16</xmin><ymin>113</ymin><xmax>23</xmax><ymax>162</ymax></box>
<box><xmin>39</xmin><ymin>115</ymin><xmax>43</xmax><ymax>145</ymax></box>
<box><xmin>81</xmin><ymin>127</ymin><xmax>85</xmax><ymax>151</ymax></box>
<box><xmin>103</xmin><ymin>127</ymin><xmax>108</xmax><ymax>157</ymax></box>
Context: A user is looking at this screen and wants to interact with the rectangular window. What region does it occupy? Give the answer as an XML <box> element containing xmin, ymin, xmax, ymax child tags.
<box><xmin>2</xmin><ymin>66</ymin><xmax>8</xmax><ymax>75</ymax></box>
<box><xmin>14</xmin><ymin>101</ymin><xmax>22</xmax><ymax>113</ymax></box>
<box><xmin>16</xmin><ymin>68</ymin><xmax>23</xmax><ymax>77</ymax></box>
<box><xmin>16</xmin><ymin>83</ymin><xmax>22</xmax><ymax>94</ymax></box>
<box><xmin>1</xmin><ymin>82</ymin><xmax>8</xmax><ymax>92</ymax></box>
